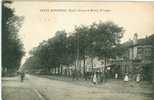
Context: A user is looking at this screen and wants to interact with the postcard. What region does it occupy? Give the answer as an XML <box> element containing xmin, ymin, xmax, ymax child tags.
<box><xmin>2</xmin><ymin>0</ymin><xmax>154</xmax><ymax>100</ymax></box>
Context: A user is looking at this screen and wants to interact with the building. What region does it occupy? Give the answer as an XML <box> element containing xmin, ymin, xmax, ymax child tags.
<box><xmin>112</xmin><ymin>33</ymin><xmax>153</xmax><ymax>81</ymax></box>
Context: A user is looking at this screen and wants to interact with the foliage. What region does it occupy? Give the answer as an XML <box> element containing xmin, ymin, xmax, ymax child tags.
<box><xmin>88</xmin><ymin>21</ymin><xmax>123</xmax><ymax>59</ymax></box>
<box><xmin>24</xmin><ymin>21</ymin><xmax>124</xmax><ymax>74</ymax></box>
<box><xmin>2</xmin><ymin>1</ymin><xmax>25</xmax><ymax>74</ymax></box>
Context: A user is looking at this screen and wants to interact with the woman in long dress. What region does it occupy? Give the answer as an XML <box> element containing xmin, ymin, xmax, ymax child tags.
<box><xmin>93</xmin><ymin>73</ymin><xmax>97</xmax><ymax>84</ymax></box>
<box><xmin>124</xmin><ymin>73</ymin><xmax>129</xmax><ymax>82</ymax></box>
<box><xmin>115</xmin><ymin>73</ymin><xmax>118</xmax><ymax>79</ymax></box>
<box><xmin>136</xmin><ymin>74</ymin><xmax>140</xmax><ymax>82</ymax></box>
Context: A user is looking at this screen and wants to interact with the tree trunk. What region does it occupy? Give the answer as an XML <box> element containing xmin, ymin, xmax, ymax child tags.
<box><xmin>60</xmin><ymin>64</ymin><xmax>63</xmax><ymax>75</ymax></box>
<box><xmin>83</xmin><ymin>54</ymin><xmax>86</xmax><ymax>77</ymax></box>
<box><xmin>104</xmin><ymin>56</ymin><xmax>107</xmax><ymax>82</ymax></box>
<box><xmin>58</xmin><ymin>65</ymin><xmax>60</xmax><ymax>75</ymax></box>
<box><xmin>91</xmin><ymin>57</ymin><xmax>94</xmax><ymax>71</ymax></box>
<box><xmin>91</xmin><ymin>57</ymin><xmax>94</xmax><ymax>81</ymax></box>
<box><xmin>54</xmin><ymin>67</ymin><xmax>56</xmax><ymax>75</ymax></box>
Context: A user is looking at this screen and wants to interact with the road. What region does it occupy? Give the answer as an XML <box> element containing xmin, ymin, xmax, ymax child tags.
<box><xmin>2</xmin><ymin>75</ymin><xmax>153</xmax><ymax>100</ymax></box>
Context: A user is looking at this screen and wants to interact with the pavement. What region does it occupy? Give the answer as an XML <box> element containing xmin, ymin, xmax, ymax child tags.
<box><xmin>2</xmin><ymin>75</ymin><xmax>153</xmax><ymax>100</ymax></box>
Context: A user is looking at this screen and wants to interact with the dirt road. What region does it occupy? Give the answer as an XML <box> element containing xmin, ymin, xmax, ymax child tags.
<box><xmin>2</xmin><ymin>75</ymin><xmax>153</xmax><ymax>100</ymax></box>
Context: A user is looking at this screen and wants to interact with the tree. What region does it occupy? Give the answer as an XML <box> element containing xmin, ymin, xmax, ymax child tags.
<box><xmin>86</xmin><ymin>21</ymin><xmax>124</xmax><ymax>81</ymax></box>
<box><xmin>146</xmin><ymin>34</ymin><xmax>154</xmax><ymax>84</ymax></box>
<box><xmin>2</xmin><ymin>1</ymin><xmax>24</xmax><ymax>75</ymax></box>
<box><xmin>70</xmin><ymin>22</ymin><xmax>124</xmax><ymax>79</ymax></box>
<box><xmin>73</xmin><ymin>26</ymin><xmax>90</xmax><ymax>75</ymax></box>
<box><xmin>152</xmin><ymin>36</ymin><xmax>154</xmax><ymax>98</ymax></box>
<box><xmin>24</xmin><ymin>21</ymin><xmax>124</xmax><ymax>80</ymax></box>
<box><xmin>27</xmin><ymin>31</ymin><xmax>71</xmax><ymax>74</ymax></box>
<box><xmin>89</xmin><ymin>21</ymin><xmax>123</xmax><ymax>59</ymax></box>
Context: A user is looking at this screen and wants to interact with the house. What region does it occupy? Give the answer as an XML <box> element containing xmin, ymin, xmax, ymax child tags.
<box><xmin>112</xmin><ymin>33</ymin><xmax>153</xmax><ymax>81</ymax></box>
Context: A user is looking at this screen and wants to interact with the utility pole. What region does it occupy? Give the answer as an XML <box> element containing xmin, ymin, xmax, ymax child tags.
<box><xmin>75</xmin><ymin>31</ymin><xmax>80</xmax><ymax>79</ymax></box>
<box><xmin>76</xmin><ymin>32</ymin><xmax>79</xmax><ymax>69</ymax></box>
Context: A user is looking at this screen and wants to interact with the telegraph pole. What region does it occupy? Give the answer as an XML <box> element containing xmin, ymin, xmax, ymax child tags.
<box><xmin>74</xmin><ymin>31</ymin><xmax>80</xmax><ymax>79</ymax></box>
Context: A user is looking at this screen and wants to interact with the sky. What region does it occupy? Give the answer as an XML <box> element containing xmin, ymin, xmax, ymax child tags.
<box><xmin>11</xmin><ymin>1</ymin><xmax>154</xmax><ymax>65</ymax></box>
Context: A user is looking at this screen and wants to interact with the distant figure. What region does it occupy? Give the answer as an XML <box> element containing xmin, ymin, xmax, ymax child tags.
<box><xmin>20</xmin><ymin>72</ymin><xmax>25</xmax><ymax>82</ymax></box>
<box><xmin>136</xmin><ymin>74</ymin><xmax>140</xmax><ymax>83</ymax></box>
<box><xmin>115</xmin><ymin>73</ymin><xmax>118</xmax><ymax>79</ymax></box>
<box><xmin>72</xmin><ymin>70</ymin><xmax>76</xmax><ymax>80</ymax></box>
<box><xmin>124</xmin><ymin>73</ymin><xmax>129</xmax><ymax>82</ymax></box>
<box><xmin>93</xmin><ymin>72</ymin><xmax>97</xmax><ymax>84</ymax></box>
<box><xmin>25</xmin><ymin>73</ymin><xmax>30</xmax><ymax>80</ymax></box>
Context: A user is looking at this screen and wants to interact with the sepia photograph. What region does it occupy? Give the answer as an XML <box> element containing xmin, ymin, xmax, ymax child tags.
<box><xmin>1</xmin><ymin>0</ymin><xmax>154</xmax><ymax>100</ymax></box>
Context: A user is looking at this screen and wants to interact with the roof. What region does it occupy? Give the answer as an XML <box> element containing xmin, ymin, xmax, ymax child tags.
<box><xmin>122</xmin><ymin>34</ymin><xmax>154</xmax><ymax>48</ymax></box>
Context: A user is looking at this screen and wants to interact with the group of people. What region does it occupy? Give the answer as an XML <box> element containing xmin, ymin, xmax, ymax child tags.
<box><xmin>92</xmin><ymin>72</ymin><xmax>142</xmax><ymax>84</ymax></box>
<box><xmin>123</xmin><ymin>73</ymin><xmax>141</xmax><ymax>82</ymax></box>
